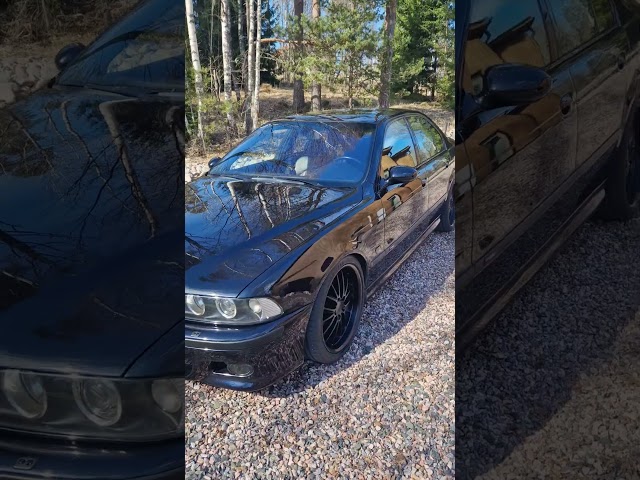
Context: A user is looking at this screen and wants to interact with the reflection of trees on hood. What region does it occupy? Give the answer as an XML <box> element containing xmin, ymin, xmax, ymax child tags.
<box><xmin>0</xmin><ymin>94</ymin><xmax>184</xmax><ymax>319</ymax></box>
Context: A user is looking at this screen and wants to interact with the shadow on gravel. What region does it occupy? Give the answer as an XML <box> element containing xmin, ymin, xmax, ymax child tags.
<box><xmin>257</xmin><ymin>230</ymin><xmax>455</xmax><ymax>398</ymax></box>
<box><xmin>455</xmin><ymin>218</ymin><xmax>640</xmax><ymax>479</ymax></box>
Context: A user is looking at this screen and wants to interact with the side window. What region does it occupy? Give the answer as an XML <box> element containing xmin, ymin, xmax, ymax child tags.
<box><xmin>407</xmin><ymin>116</ymin><xmax>445</xmax><ymax>164</ymax></box>
<box><xmin>465</xmin><ymin>0</ymin><xmax>550</xmax><ymax>97</ymax></box>
<box><xmin>548</xmin><ymin>0</ymin><xmax>614</xmax><ymax>57</ymax></box>
<box><xmin>380</xmin><ymin>120</ymin><xmax>417</xmax><ymax>178</ymax></box>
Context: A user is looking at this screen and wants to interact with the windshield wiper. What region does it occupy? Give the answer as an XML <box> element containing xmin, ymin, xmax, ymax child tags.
<box><xmin>250</xmin><ymin>176</ymin><xmax>317</xmax><ymax>186</ymax></box>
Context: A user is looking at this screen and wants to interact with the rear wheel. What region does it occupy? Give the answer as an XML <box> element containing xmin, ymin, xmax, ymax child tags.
<box><xmin>601</xmin><ymin>109</ymin><xmax>640</xmax><ymax>220</ymax></box>
<box><xmin>437</xmin><ymin>183</ymin><xmax>455</xmax><ymax>232</ymax></box>
<box><xmin>305</xmin><ymin>257</ymin><xmax>364</xmax><ymax>364</ymax></box>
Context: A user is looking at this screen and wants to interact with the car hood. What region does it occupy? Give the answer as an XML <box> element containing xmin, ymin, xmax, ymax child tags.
<box><xmin>0</xmin><ymin>86</ymin><xmax>184</xmax><ymax>376</ymax></box>
<box><xmin>185</xmin><ymin>175</ymin><xmax>359</xmax><ymax>296</ymax></box>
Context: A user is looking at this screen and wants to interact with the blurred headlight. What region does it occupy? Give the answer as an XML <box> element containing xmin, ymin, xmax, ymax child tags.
<box><xmin>0</xmin><ymin>370</ymin><xmax>183</xmax><ymax>441</ymax></box>
<box><xmin>184</xmin><ymin>295</ymin><xmax>283</xmax><ymax>325</ymax></box>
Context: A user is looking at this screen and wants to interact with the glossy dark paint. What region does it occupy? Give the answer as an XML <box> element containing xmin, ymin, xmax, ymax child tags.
<box><xmin>455</xmin><ymin>0</ymin><xmax>640</xmax><ymax>336</ymax></box>
<box><xmin>0</xmin><ymin>0</ymin><xmax>184</xmax><ymax>477</ymax></box>
<box><xmin>185</xmin><ymin>109</ymin><xmax>455</xmax><ymax>391</ymax></box>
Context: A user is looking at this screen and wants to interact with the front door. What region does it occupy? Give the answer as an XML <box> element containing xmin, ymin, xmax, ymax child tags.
<box><xmin>377</xmin><ymin>118</ymin><xmax>430</xmax><ymax>259</ymax></box>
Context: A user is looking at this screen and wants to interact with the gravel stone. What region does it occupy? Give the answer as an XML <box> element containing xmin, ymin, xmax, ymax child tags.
<box><xmin>186</xmin><ymin>230</ymin><xmax>455</xmax><ymax>479</ymax></box>
<box><xmin>456</xmin><ymin>217</ymin><xmax>640</xmax><ymax>479</ymax></box>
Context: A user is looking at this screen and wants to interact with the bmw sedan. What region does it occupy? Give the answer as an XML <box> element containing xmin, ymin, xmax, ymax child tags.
<box><xmin>185</xmin><ymin>109</ymin><xmax>455</xmax><ymax>391</ymax></box>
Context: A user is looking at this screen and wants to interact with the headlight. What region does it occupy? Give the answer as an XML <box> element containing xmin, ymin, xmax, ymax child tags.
<box><xmin>0</xmin><ymin>370</ymin><xmax>183</xmax><ymax>442</ymax></box>
<box><xmin>184</xmin><ymin>295</ymin><xmax>283</xmax><ymax>325</ymax></box>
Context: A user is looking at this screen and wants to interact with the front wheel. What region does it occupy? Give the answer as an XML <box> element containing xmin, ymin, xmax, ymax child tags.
<box><xmin>304</xmin><ymin>257</ymin><xmax>365</xmax><ymax>364</ymax></box>
<box><xmin>601</xmin><ymin>109</ymin><xmax>640</xmax><ymax>220</ymax></box>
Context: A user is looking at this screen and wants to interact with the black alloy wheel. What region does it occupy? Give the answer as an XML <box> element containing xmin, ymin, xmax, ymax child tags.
<box><xmin>305</xmin><ymin>257</ymin><xmax>364</xmax><ymax>364</ymax></box>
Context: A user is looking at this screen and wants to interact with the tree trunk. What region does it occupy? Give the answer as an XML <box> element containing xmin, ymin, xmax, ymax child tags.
<box><xmin>246</xmin><ymin>0</ymin><xmax>256</xmax><ymax>133</ymax></box>
<box><xmin>221</xmin><ymin>0</ymin><xmax>237</xmax><ymax>132</ymax></box>
<box><xmin>378</xmin><ymin>0</ymin><xmax>397</xmax><ymax>109</ymax></box>
<box><xmin>185</xmin><ymin>0</ymin><xmax>205</xmax><ymax>151</ymax></box>
<box><xmin>251</xmin><ymin>0</ymin><xmax>261</xmax><ymax>130</ymax></box>
<box><xmin>238</xmin><ymin>0</ymin><xmax>248</xmax><ymax>94</ymax></box>
<box><xmin>292</xmin><ymin>0</ymin><xmax>305</xmax><ymax>112</ymax></box>
<box><xmin>311</xmin><ymin>0</ymin><xmax>321</xmax><ymax>111</ymax></box>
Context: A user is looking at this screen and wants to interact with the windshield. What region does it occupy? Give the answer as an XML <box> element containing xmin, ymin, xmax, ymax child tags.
<box><xmin>57</xmin><ymin>0</ymin><xmax>183</xmax><ymax>91</ymax></box>
<box><xmin>210</xmin><ymin>121</ymin><xmax>376</xmax><ymax>184</ymax></box>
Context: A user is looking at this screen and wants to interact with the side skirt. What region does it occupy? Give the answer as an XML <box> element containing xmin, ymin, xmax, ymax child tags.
<box><xmin>456</xmin><ymin>182</ymin><xmax>607</xmax><ymax>351</ymax></box>
<box><xmin>366</xmin><ymin>217</ymin><xmax>441</xmax><ymax>300</ymax></box>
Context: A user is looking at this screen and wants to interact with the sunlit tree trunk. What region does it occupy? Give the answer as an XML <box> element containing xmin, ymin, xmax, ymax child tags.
<box><xmin>311</xmin><ymin>0</ymin><xmax>321</xmax><ymax>111</ymax></box>
<box><xmin>251</xmin><ymin>0</ymin><xmax>261</xmax><ymax>129</ymax></box>
<box><xmin>292</xmin><ymin>0</ymin><xmax>305</xmax><ymax>112</ymax></box>
<box><xmin>185</xmin><ymin>0</ymin><xmax>205</xmax><ymax>150</ymax></box>
<box><xmin>221</xmin><ymin>0</ymin><xmax>237</xmax><ymax>131</ymax></box>
<box><xmin>238</xmin><ymin>0</ymin><xmax>248</xmax><ymax>94</ymax></box>
<box><xmin>246</xmin><ymin>0</ymin><xmax>256</xmax><ymax>133</ymax></box>
<box><xmin>378</xmin><ymin>0</ymin><xmax>397</xmax><ymax>109</ymax></box>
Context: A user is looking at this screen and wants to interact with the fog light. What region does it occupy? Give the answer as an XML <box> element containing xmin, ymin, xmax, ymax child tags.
<box><xmin>2</xmin><ymin>370</ymin><xmax>47</xmax><ymax>419</ymax></box>
<box><xmin>215</xmin><ymin>298</ymin><xmax>237</xmax><ymax>319</ymax></box>
<box><xmin>227</xmin><ymin>364</ymin><xmax>254</xmax><ymax>377</ymax></box>
<box><xmin>73</xmin><ymin>379</ymin><xmax>122</xmax><ymax>426</ymax></box>
<box><xmin>186</xmin><ymin>294</ymin><xmax>205</xmax><ymax>316</ymax></box>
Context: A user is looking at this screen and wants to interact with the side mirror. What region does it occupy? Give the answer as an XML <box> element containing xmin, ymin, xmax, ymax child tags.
<box><xmin>54</xmin><ymin>43</ymin><xmax>85</xmax><ymax>71</ymax></box>
<box><xmin>208</xmin><ymin>157</ymin><xmax>221</xmax><ymax>168</ymax></box>
<box><xmin>387</xmin><ymin>166</ymin><xmax>418</xmax><ymax>186</ymax></box>
<box><xmin>479</xmin><ymin>63</ymin><xmax>551</xmax><ymax>108</ymax></box>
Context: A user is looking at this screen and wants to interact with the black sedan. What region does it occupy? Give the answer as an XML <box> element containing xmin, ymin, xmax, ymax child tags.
<box><xmin>185</xmin><ymin>109</ymin><xmax>455</xmax><ymax>391</ymax></box>
<box><xmin>0</xmin><ymin>0</ymin><xmax>184</xmax><ymax>478</ymax></box>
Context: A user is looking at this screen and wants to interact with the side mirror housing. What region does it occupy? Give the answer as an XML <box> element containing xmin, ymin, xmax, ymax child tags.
<box><xmin>387</xmin><ymin>165</ymin><xmax>418</xmax><ymax>186</ymax></box>
<box><xmin>54</xmin><ymin>43</ymin><xmax>85</xmax><ymax>71</ymax></box>
<box><xmin>208</xmin><ymin>157</ymin><xmax>221</xmax><ymax>168</ymax></box>
<box><xmin>479</xmin><ymin>63</ymin><xmax>551</xmax><ymax>109</ymax></box>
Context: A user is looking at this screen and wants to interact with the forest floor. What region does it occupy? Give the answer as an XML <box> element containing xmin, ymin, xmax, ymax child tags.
<box><xmin>186</xmin><ymin>87</ymin><xmax>455</xmax><ymax>181</ymax></box>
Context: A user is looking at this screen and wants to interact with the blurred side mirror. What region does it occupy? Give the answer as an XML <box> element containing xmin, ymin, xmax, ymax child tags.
<box><xmin>208</xmin><ymin>157</ymin><xmax>221</xmax><ymax>168</ymax></box>
<box><xmin>479</xmin><ymin>63</ymin><xmax>551</xmax><ymax>109</ymax></box>
<box><xmin>387</xmin><ymin>165</ymin><xmax>418</xmax><ymax>186</ymax></box>
<box><xmin>54</xmin><ymin>43</ymin><xmax>85</xmax><ymax>71</ymax></box>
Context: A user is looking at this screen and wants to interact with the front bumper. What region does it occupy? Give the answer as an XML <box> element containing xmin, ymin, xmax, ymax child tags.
<box><xmin>185</xmin><ymin>305</ymin><xmax>311</xmax><ymax>391</ymax></box>
<box><xmin>0</xmin><ymin>432</ymin><xmax>183</xmax><ymax>479</ymax></box>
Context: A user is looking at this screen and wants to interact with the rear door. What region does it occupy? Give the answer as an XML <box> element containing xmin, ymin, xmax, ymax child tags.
<box><xmin>545</xmin><ymin>0</ymin><xmax>630</xmax><ymax>167</ymax></box>
<box><xmin>407</xmin><ymin>114</ymin><xmax>452</xmax><ymax>212</ymax></box>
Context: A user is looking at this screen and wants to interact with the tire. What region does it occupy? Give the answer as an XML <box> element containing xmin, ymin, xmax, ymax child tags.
<box><xmin>304</xmin><ymin>256</ymin><xmax>365</xmax><ymax>364</ymax></box>
<box><xmin>601</xmin><ymin>109</ymin><xmax>640</xmax><ymax>220</ymax></box>
<box><xmin>437</xmin><ymin>183</ymin><xmax>455</xmax><ymax>232</ymax></box>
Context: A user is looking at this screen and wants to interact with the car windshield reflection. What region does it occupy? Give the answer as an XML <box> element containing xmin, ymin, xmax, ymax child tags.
<box><xmin>209</xmin><ymin>121</ymin><xmax>376</xmax><ymax>184</ymax></box>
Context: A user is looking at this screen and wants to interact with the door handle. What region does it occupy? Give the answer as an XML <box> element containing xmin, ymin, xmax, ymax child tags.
<box><xmin>421</xmin><ymin>178</ymin><xmax>427</xmax><ymax>187</ymax></box>
<box><xmin>560</xmin><ymin>93</ymin><xmax>572</xmax><ymax>115</ymax></box>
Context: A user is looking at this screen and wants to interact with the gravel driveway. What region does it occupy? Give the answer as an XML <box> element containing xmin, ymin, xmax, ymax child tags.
<box><xmin>456</xmin><ymin>217</ymin><xmax>640</xmax><ymax>479</ymax></box>
<box><xmin>185</xmin><ymin>230</ymin><xmax>455</xmax><ymax>480</ymax></box>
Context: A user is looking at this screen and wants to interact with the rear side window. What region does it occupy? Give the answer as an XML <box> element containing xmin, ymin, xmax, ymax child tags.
<box><xmin>548</xmin><ymin>0</ymin><xmax>615</xmax><ymax>57</ymax></box>
<box><xmin>464</xmin><ymin>0</ymin><xmax>550</xmax><ymax>96</ymax></box>
<box><xmin>407</xmin><ymin>116</ymin><xmax>445</xmax><ymax>165</ymax></box>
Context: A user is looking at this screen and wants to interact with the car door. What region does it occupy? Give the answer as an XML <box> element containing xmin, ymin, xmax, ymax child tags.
<box><xmin>458</xmin><ymin>0</ymin><xmax>578</xmax><ymax>275</ymax></box>
<box><xmin>545</xmin><ymin>0</ymin><xmax>630</xmax><ymax>167</ymax></box>
<box><xmin>407</xmin><ymin>114</ymin><xmax>452</xmax><ymax>212</ymax></box>
<box><xmin>377</xmin><ymin>117</ymin><xmax>430</xmax><ymax>257</ymax></box>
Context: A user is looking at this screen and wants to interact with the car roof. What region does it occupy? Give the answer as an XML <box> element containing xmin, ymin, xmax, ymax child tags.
<box><xmin>281</xmin><ymin>108</ymin><xmax>424</xmax><ymax>124</ymax></box>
